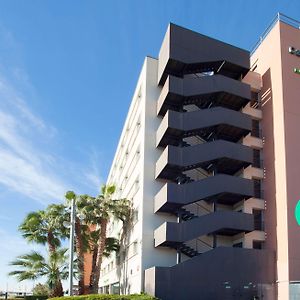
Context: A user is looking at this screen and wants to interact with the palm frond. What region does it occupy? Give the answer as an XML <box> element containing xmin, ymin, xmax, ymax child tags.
<box><xmin>8</xmin><ymin>270</ymin><xmax>38</xmax><ymax>281</ymax></box>
<box><xmin>103</xmin><ymin>237</ymin><xmax>120</xmax><ymax>257</ymax></box>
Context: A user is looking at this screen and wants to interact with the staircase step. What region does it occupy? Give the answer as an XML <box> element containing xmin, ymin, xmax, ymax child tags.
<box><xmin>178</xmin><ymin>243</ymin><xmax>199</xmax><ymax>258</ymax></box>
<box><xmin>177</xmin><ymin>208</ymin><xmax>197</xmax><ymax>221</ymax></box>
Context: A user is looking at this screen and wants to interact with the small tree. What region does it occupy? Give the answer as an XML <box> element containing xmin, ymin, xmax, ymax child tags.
<box><xmin>9</xmin><ymin>248</ymin><xmax>69</xmax><ymax>297</ymax></box>
<box><xmin>32</xmin><ymin>283</ymin><xmax>50</xmax><ymax>296</ymax></box>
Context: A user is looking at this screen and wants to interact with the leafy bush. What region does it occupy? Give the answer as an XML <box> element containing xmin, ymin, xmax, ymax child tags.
<box><xmin>32</xmin><ymin>283</ymin><xmax>50</xmax><ymax>297</ymax></box>
<box><xmin>51</xmin><ymin>294</ymin><xmax>158</xmax><ymax>300</ymax></box>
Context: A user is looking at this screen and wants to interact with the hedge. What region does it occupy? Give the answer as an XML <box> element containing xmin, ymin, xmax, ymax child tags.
<box><xmin>51</xmin><ymin>294</ymin><xmax>158</xmax><ymax>300</ymax></box>
<box><xmin>25</xmin><ymin>296</ymin><xmax>48</xmax><ymax>300</ymax></box>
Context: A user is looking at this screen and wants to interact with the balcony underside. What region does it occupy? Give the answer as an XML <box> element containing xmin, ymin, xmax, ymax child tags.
<box><xmin>157</xmin><ymin>75</ymin><xmax>251</xmax><ymax>116</ymax></box>
<box><xmin>159</xmin><ymin>60</ymin><xmax>250</xmax><ymax>86</ymax></box>
<box><xmin>156</xmin><ymin>140</ymin><xmax>253</xmax><ymax>179</ymax></box>
<box><xmin>154</xmin><ymin>211</ymin><xmax>254</xmax><ymax>247</ymax></box>
<box><xmin>145</xmin><ymin>248</ymin><xmax>275</xmax><ymax>300</ymax></box>
<box><xmin>155</xmin><ymin>174</ymin><xmax>254</xmax><ymax>213</ymax></box>
<box><xmin>157</xmin><ymin>107</ymin><xmax>252</xmax><ymax>147</ymax></box>
<box><xmin>157</xmin><ymin>24</ymin><xmax>250</xmax><ymax>85</ymax></box>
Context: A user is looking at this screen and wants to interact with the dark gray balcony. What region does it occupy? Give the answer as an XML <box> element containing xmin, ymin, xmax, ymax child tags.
<box><xmin>154</xmin><ymin>211</ymin><xmax>254</xmax><ymax>248</ymax></box>
<box><xmin>158</xmin><ymin>23</ymin><xmax>250</xmax><ymax>86</ymax></box>
<box><xmin>156</xmin><ymin>140</ymin><xmax>253</xmax><ymax>180</ymax></box>
<box><xmin>156</xmin><ymin>107</ymin><xmax>252</xmax><ymax>147</ymax></box>
<box><xmin>154</xmin><ymin>174</ymin><xmax>254</xmax><ymax>213</ymax></box>
<box><xmin>157</xmin><ymin>74</ymin><xmax>251</xmax><ymax>116</ymax></box>
<box><xmin>145</xmin><ymin>247</ymin><xmax>275</xmax><ymax>300</ymax></box>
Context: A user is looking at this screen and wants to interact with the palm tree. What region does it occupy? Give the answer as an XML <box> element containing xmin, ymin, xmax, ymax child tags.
<box><xmin>87</xmin><ymin>184</ymin><xmax>115</xmax><ymax>293</ymax></box>
<box><xmin>19</xmin><ymin>204</ymin><xmax>69</xmax><ymax>254</ymax></box>
<box><xmin>65</xmin><ymin>191</ymin><xmax>90</xmax><ymax>295</ymax></box>
<box><xmin>111</xmin><ymin>198</ymin><xmax>132</xmax><ymax>295</ymax></box>
<box><xmin>88</xmin><ymin>184</ymin><xmax>132</xmax><ymax>293</ymax></box>
<box><xmin>19</xmin><ymin>204</ymin><xmax>69</xmax><ymax>294</ymax></box>
<box><xmin>64</xmin><ymin>186</ymin><xmax>131</xmax><ymax>294</ymax></box>
<box><xmin>112</xmin><ymin>198</ymin><xmax>133</xmax><ymax>246</ymax></box>
<box><xmin>9</xmin><ymin>248</ymin><xmax>69</xmax><ymax>297</ymax></box>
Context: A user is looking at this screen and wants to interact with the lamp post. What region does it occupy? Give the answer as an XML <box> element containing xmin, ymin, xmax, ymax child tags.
<box><xmin>65</xmin><ymin>191</ymin><xmax>77</xmax><ymax>296</ymax></box>
<box><xmin>68</xmin><ymin>197</ymin><xmax>76</xmax><ymax>296</ymax></box>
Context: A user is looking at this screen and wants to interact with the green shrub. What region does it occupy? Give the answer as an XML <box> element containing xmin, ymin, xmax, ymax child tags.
<box><xmin>51</xmin><ymin>294</ymin><xmax>158</xmax><ymax>300</ymax></box>
<box><xmin>32</xmin><ymin>284</ymin><xmax>50</xmax><ymax>297</ymax></box>
<box><xmin>25</xmin><ymin>296</ymin><xmax>48</xmax><ymax>300</ymax></box>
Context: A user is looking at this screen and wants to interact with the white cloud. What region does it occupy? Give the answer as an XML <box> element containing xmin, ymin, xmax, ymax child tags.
<box><xmin>0</xmin><ymin>148</ymin><xmax>67</xmax><ymax>204</ymax></box>
<box><xmin>0</xmin><ymin>26</ymin><xmax>104</xmax><ymax>204</ymax></box>
<box><xmin>83</xmin><ymin>147</ymin><xmax>104</xmax><ymax>191</ymax></box>
<box><xmin>0</xmin><ymin>25</ymin><xmax>103</xmax><ymax>292</ymax></box>
<box><xmin>0</xmin><ymin>75</ymin><xmax>69</xmax><ymax>204</ymax></box>
<box><xmin>0</xmin><ymin>72</ymin><xmax>104</xmax><ymax>204</ymax></box>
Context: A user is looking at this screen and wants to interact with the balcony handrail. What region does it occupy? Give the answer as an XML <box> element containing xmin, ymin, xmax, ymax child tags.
<box><xmin>196</xmin><ymin>238</ymin><xmax>213</xmax><ymax>252</ymax></box>
<box><xmin>251</xmin><ymin>12</ymin><xmax>300</xmax><ymax>54</ymax></box>
<box><xmin>186</xmin><ymin>237</ymin><xmax>213</xmax><ymax>253</ymax></box>
<box><xmin>195</xmin><ymin>202</ymin><xmax>211</xmax><ymax>214</ymax></box>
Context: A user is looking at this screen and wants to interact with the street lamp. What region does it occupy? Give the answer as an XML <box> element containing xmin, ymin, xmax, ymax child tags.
<box><xmin>64</xmin><ymin>192</ymin><xmax>76</xmax><ymax>296</ymax></box>
<box><xmin>68</xmin><ymin>197</ymin><xmax>76</xmax><ymax>296</ymax></box>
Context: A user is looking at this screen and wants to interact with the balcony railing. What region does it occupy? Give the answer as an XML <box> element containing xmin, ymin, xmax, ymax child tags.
<box><xmin>251</xmin><ymin>13</ymin><xmax>300</xmax><ymax>54</ymax></box>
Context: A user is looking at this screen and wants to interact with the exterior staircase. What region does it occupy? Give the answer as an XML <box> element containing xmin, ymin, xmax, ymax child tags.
<box><xmin>178</xmin><ymin>243</ymin><xmax>199</xmax><ymax>258</ymax></box>
<box><xmin>177</xmin><ymin>207</ymin><xmax>197</xmax><ymax>221</ymax></box>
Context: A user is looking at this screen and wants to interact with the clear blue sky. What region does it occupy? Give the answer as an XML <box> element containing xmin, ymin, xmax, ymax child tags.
<box><xmin>0</xmin><ymin>0</ymin><xmax>299</xmax><ymax>291</ymax></box>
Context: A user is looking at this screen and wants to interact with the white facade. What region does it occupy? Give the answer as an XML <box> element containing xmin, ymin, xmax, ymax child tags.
<box><xmin>99</xmin><ymin>57</ymin><xmax>176</xmax><ymax>295</ymax></box>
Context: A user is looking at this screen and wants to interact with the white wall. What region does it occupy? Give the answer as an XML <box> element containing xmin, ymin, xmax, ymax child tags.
<box><xmin>99</xmin><ymin>57</ymin><xmax>178</xmax><ymax>295</ymax></box>
<box><xmin>99</xmin><ymin>58</ymin><xmax>147</xmax><ymax>294</ymax></box>
<box><xmin>141</xmin><ymin>57</ymin><xmax>177</xmax><ymax>282</ymax></box>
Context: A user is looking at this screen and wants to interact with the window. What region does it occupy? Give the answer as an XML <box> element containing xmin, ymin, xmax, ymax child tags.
<box><xmin>136</xmin><ymin>115</ymin><xmax>141</xmax><ymax>127</ymax></box>
<box><xmin>250</xmin><ymin>91</ymin><xmax>260</xmax><ymax>108</ymax></box>
<box><xmin>253</xmin><ymin>149</ymin><xmax>261</xmax><ymax>168</ymax></box>
<box><xmin>253</xmin><ymin>241</ymin><xmax>263</xmax><ymax>249</ymax></box>
<box><xmin>254</xmin><ymin>179</ymin><xmax>262</xmax><ymax>198</ymax></box>
<box><xmin>132</xmin><ymin>208</ymin><xmax>139</xmax><ymax>224</ymax></box>
<box><xmin>253</xmin><ymin>209</ymin><xmax>264</xmax><ymax>231</ymax></box>
<box><xmin>251</xmin><ymin>119</ymin><xmax>260</xmax><ymax>138</ymax></box>
<box><xmin>135</xmin><ymin>176</ymin><xmax>140</xmax><ymax>192</ymax></box>
<box><xmin>132</xmin><ymin>240</ymin><xmax>138</xmax><ymax>255</ymax></box>
<box><xmin>111</xmin><ymin>282</ymin><xmax>120</xmax><ymax>295</ymax></box>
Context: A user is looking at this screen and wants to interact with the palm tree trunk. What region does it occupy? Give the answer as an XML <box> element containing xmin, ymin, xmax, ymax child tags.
<box><xmin>90</xmin><ymin>219</ymin><xmax>107</xmax><ymax>294</ymax></box>
<box><xmin>75</xmin><ymin>217</ymin><xmax>85</xmax><ymax>295</ymax></box>
<box><xmin>50</xmin><ymin>279</ymin><xmax>64</xmax><ymax>297</ymax></box>
<box><xmin>89</xmin><ymin>244</ymin><xmax>98</xmax><ymax>291</ymax></box>
<box><xmin>47</xmin><ymin>231</ymin><xmax>56</xmax><ymax>253</ymax></box>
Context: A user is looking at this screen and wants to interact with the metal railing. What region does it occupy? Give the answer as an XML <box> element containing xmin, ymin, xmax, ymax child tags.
<box><xmin>251</xmin><ymin>13</ymin><xmax>300</xmax><ymax>54</ymax></box>
<box><xmin>185</xmin><ymin>238</ymin><xmax>213</xmax><ymax>254</ymax></box>
<box><xmin>184</xmin><ymin>201</ymin><xmax>212</xmax><ymax>217</ymax></box>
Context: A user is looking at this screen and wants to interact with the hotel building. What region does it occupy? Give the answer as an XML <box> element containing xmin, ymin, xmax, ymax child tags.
<box><xmin>87</xmin><ymin>13</ymin><xmax>300</xmax><ymax>299</ymax></box>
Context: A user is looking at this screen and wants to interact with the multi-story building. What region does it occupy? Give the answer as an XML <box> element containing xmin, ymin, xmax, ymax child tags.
<box><xmin>86</xmin><ymin>13</ymin><xmax>300</xmax><ymax>300</ymax></box>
